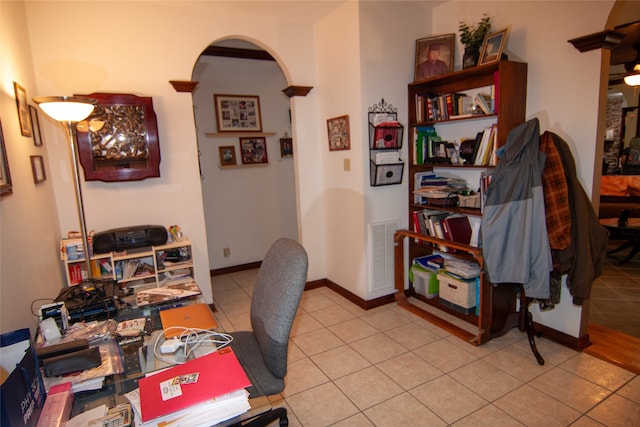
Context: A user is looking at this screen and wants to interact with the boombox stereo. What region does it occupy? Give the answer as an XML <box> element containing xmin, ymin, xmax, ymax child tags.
<box><xmin>92</xmin><ymin>225</ymin><xmax>168</xmax><ymax>254</ymax></box>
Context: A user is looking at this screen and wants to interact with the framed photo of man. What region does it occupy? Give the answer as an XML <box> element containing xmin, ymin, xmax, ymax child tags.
<box><xmin>414</xmin><ymin>34</ymin><xmax>454</xmax><ymax>81</ymax></box>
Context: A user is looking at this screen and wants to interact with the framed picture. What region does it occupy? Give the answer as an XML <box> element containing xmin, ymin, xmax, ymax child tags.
<box><xmin>479</xmin><ymin>29</ymin><xmax>508</xmax><ymax>65</ymax></box>
<box><xmin>30</xmin><ymin>155</ymin><xmax>46</xmax><ymax>183</ymax></box>
<box><xmin>0</xmin><ymin>120</ymin><xmax>13</xmax><ymax>196</ymax></box>
<box><xmin>29</xmin><ymin>105</ymin><xmax>43</xmax><ymax>147</ymax></box>
<box><xmin>280</xmin><ymin>137</ymin><xmax>293</xmax><ymax>158</ymax></box>
<box><xmin>13</xmin><ymin>82</ymin><xmax>32</xmax><ymax>137</ymax></box>
<box><xmin>214</xmin><ymin>94</ymin><xmax>262</xmax><ymax>132</ymax></box>
<box><xmin>74</xmin><ymin>92</ymin><xmax>161</xmax><ymax>182</ymax></box>
<box><xmin>327</xmin><ymin>115</ymin><xmax>350</xmax><ymax>151</ymax></box>
<box><xmin>218</xmin><ymin>145</ymin><xmax>237</xmax><ymax>166</ymax></box>
<box><xmin>239</xmin><ymin>137</ymin><xmax>268</xmax><ymax>164</ymax></box>
<box><xmin>414</xmin><ymin>34</ymin><xmax>455</xmax><ymax>81</ymax></box>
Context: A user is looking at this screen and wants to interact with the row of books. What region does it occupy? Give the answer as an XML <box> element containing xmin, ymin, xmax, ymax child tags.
<box><xmin>414</xmin><ymin>89</ymin><xmax>494</xmax><ymax>123</ymax></box>
<box><xmin>412</xmin><ymin>209</ymin><xmax>473</xmax><ymax>253</ymax></box>
<box><xmin>412</xmin><ymin>126</ymin><xmax>459</xmax><ymax>165</ymax></box>
<box><xmin>458</xmin><ymin>125</ymin><xmax>498</xmax><ymax>167</ymax></box>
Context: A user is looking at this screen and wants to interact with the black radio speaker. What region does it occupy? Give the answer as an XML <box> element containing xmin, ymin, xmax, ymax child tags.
<box><xmin>92</xmin><ymin>225</ymin><xmax>168</xmax><ymax>254</ymax></box>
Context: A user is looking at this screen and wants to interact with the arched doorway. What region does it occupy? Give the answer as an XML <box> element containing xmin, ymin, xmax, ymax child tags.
<box><xmin>191</xmin><ymin>39</ymin><xmax>299</xmax><ymax>276</ymax></box>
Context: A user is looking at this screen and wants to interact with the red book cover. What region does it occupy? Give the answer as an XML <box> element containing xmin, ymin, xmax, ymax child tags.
<box><xmin>440</xmin><ymin>215</ymin><xmax>472</xmax><ymax>251</ymax></box>
<box><xmin>138</xmin><ymin>347</ymin><xmax>251</xmax><ymax>422</ymax></box>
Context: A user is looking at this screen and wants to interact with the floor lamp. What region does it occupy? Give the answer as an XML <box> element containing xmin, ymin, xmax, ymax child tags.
<box><xmin>34</xmin><ymin>96</ymin><xmax>98</xmax><ymax>281</ymax></box>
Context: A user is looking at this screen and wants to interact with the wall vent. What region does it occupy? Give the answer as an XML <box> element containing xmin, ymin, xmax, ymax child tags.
<box><xmin>370</xmin><ymin>220</ymin><xmax>400</xmax><ymax>296</ymax></box>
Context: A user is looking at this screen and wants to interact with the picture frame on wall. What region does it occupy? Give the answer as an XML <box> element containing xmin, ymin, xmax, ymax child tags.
<box><xmin>280</xmin><ymin>137</ymin><xmax>293</xmax><ymax>158</ymax></box>
<box><xmin>327</xmin><ymin>115</ymin><xmax>350</xmax><ymax>151</ymax></box>
<box><xmin>13</xmin><ymin>82</ymin><xmax>32</xmax><ymax>137</ymax></box>
<box><xmin>30</xmin><ymin>155</ymin><xmax>46</xmax><ymax>183</ymax></box>
<box><xmin>29</xmin><ymin>105</ymin><xmax>43</xmax><ymax>147</ymax></box>
<box><xmin>414</xmin><ymin>34</ymin><xmax>454</xmax><ymax>81</ymax></box>
<box><xmin>219</xmin><ymin>145</ymin><xmax>237</xmax><ymax>166</ymax></box>
<box><xmin>214</xmin><ymin>94</ymin><xmax>262</xmax><ymax>132</ymax></box>
<box><xmin>0</xmin><ymin>120</ymin><xmax>13</xmax><ymax>196</ymax></box>
<box><xmin>479</xmin><ymin>29</ymin><xmax>508</xmax><ymax>65</ymax></box>
<box><xmin>239</xmin><ymin>137</ymin><xmax>268</xmax><ymax>164</ymax></box>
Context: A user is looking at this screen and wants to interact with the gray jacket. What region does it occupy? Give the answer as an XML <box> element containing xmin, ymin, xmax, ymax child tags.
<box><xmin>481</xmin><ymin>118</ymin><xmax>552</xmax><ymax>299</ymax></box>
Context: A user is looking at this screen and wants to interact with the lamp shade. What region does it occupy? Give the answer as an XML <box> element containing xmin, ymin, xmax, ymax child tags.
<box><xmin>33</xmin><ymin>96</ymin><xmax>98</xmax><ymax>122</ymax></box>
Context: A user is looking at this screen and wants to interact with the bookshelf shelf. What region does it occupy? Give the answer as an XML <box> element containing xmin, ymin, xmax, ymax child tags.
<box><xmin>60</xmin><ymin>238</ymin><xmax>195</xmax><ymax>289</ymax></box>
<box><xmin>402</xmin><ymin>60</ymin><xmax>528</xmax><ymax>345</ymax></box>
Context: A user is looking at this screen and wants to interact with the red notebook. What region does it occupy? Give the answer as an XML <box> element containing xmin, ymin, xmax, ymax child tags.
<box><xmin>138</xmin><ymin>347</ymin><xmax>251</xmax><ymax>422</ymax></box>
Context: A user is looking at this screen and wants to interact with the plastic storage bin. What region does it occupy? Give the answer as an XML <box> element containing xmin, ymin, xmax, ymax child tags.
<box><xmin>410</xmin><ymin>264</ymin><xmax>439</xmax><ymax>299</ymax></box>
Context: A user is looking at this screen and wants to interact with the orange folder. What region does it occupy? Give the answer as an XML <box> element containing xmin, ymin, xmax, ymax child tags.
<box><xmin>138</xmin><ymin>347</ymin><xmax>251</xmax><ymax>422</ymax></box>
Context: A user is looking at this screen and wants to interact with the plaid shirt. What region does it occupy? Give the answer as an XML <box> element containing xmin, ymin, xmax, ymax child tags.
<box><xmin>540</xmin><ymin>132</ymin><xmax>571</xmax><ymax>250</ymax></box>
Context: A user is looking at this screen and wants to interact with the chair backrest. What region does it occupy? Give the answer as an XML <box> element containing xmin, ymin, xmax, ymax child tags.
<box><xmin>250</xmin><ymin>238</ymin><xmax>308</xmax><ymax>378</ymax></box>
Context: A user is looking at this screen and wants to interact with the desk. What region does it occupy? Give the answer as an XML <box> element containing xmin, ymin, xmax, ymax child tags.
<box><xmin>599</xmin><ymin>217</ymin><xmax>640</xmax><ymax>265</ymax></box>
<box><xmin>64</xmin><ymin>301</ymin><xmax>271</xmax><ymax>426</ymax></box>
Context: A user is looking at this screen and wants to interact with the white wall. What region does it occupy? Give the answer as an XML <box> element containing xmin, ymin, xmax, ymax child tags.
<box><xmin>315</xmin><ymin>2</ymin><xmax>369</xmax><ymax>298</ymax></box>
<box><xmin>0</xmin><ymin>1</ymin><xmax>66</xmax><ymax>334</ymax></box>
<box><xmin>193</xmin><ymin>52</ymin><xmax>297</xmax><ymax>269</ymax></box>
<box><xmin>359</xmin><ymin>2</ymin><xmax>434</xmax><ymax>298</ymax></box>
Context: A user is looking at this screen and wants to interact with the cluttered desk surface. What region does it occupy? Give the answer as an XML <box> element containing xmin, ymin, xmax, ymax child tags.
<box><xmin>35</xmin><ymin>283</ymin><xmax>270</xmax><ymax>427</ymax></box>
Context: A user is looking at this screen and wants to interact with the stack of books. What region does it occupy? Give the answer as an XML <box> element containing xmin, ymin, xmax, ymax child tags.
<box><xmin>127</xmin><ymin>347</ymin><xmax>252</xmax><ymax>426</ymax></box>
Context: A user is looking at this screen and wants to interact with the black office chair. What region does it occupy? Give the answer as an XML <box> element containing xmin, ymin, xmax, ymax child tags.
<box><xmin>228</xmin><ymin>238</ymin><xmax>308</xmax><ymax>427</ymax></box>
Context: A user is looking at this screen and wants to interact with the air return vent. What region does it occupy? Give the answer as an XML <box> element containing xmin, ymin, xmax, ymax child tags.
<box><xmin>370</xmin><ymin>220</ymin><xmax>400</xmax><ymax>297</ymax></box>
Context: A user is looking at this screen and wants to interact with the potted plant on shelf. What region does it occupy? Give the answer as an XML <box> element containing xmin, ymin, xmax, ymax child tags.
<box><xmin>458</xmin><ymin>14</ymin><xmax>492</xmax><ymax>69</ymax></box>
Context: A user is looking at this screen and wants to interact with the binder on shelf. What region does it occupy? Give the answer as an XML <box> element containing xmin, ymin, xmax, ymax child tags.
<box><xmin>440</xmin><ymin>215</ymin><xmax>472</xmax><ymax>253</ymax></box>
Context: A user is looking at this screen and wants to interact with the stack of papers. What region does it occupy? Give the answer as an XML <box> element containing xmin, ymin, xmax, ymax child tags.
<box><xmin>128</xmin><ymin>347</ymin><xmax>252</xmax><ymax>426</ymax></box>
<box><xmin>126</xmin><ymin>388</ymin><xmax>250</xmax><ymax>427</ymax></box>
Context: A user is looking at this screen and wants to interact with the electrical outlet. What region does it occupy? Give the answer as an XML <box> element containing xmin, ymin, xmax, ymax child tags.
<box><xmin>223</xmin><ymin>247</ymin><xmax>230</xmax><ymax>257</ymax></box>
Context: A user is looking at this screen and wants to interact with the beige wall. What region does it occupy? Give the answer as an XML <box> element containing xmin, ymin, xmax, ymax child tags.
<box><xmin>1</xmin><ymin>1</ymin><xmax>66</xmax><ymax>333</ymax></box>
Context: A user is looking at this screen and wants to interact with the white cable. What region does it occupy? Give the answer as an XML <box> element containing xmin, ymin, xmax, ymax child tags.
<box><xmin>152</xmin><ymin>326</ymin><xmax>233</xmax><ymax>366</ymax></box>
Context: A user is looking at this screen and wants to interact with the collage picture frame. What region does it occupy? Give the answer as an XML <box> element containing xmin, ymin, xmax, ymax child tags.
<box><xmin>214</xmin><ymin>94</ymin><xmax>262</xmax><ymax>132</ymax></box>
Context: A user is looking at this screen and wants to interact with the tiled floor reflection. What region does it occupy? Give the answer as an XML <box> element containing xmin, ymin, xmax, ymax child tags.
<box><xmin>213</xmin><ymin>269</ymin><xmax>639</xmax><ymax>426</ymax></box>
<box><xmin>591</xmin><ymin>238</ymin><xmax>640</xmax><ymax>339</ymax></box>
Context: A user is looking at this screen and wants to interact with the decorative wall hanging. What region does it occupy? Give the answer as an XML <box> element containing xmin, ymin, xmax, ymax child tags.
<box><xmin>13</xmin><ymin>82</ymin><xmax>32</xmax><ymax>137</ymax></box>
<box><xmin>239</xmin><ymin>137</ymin><xmax>268</xmax><ymax>164</ymax></box>
<box><xmin>368</xmin><ymin>99</ymin><xmax>404</xmax><ymax>186</ymax></box>
<box><xmin>74</xmin><ymin>92</ymin><xmax>161</xmax><ymax>182</ymax></box>
<box><xmin>214</xmin><ymin>94</ymin><xmax>262</xmax><ymax>132</ymax></box>
<box><xmin>327</xmin><ymin>115</ymin><xmax>350</xmax><ymax>151</ymax></box>
<box><xmin>0</xmin><ymin>120</ymin><xmax>13</xmax><ymax>196</ymax></box>
<box><xmin>219</xmin><ymin>145</ymin><xmax>237</xmax><ymax>166</ymax></box>
<box><xmin>29</xmin><ymin>105</ymin><xmax>43</xmax><ymax>147</ymax></box>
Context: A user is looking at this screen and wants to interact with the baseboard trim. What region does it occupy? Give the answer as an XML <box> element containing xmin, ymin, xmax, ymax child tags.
<box><xmin>211</xmin><ymin>264</ymin><xmax>394</xmax><ymax>310</ymax></box>
<box><xmin>210</xmin><ymin>262</ymin><xmax>262</xmax><ymax>276</ymax></box>
<box><xmin>313</xmin><ymin>278</ymin><xmax>395</xmax><ymax>310</ymax></box>
<box><xmin>533</xmin><ymin>322</ymin><xmax>591</xmax><ymax>351</ymax></box>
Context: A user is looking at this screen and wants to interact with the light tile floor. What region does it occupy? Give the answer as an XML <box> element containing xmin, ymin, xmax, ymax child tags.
<box><xmin>212</xmin><ymin>269</ymin><xmax>640</xmax><ymax>427</ymax></box>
